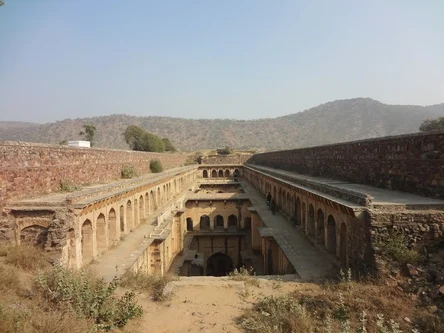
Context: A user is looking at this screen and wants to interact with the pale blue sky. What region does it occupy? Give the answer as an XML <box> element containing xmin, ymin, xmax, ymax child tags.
<box><xmin>0</xmin><ymin>1</ymin><xmax>443</xmax><ymax>123</ymax></box>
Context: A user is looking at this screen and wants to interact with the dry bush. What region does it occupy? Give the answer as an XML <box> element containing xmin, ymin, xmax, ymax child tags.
<box><xmin>3</xmin><ymin>245</ymin><xmax>51</xmax><ymax>271</ymax></box>
<box><xmin>229</xmin><ymin>267</ymin><xmax>260</xmax><ymax>287</ymax></box>
<box><xmin>120</xmin><ymin>271</ymin><xmax>177</xmax><ymax>301</ymax></box>
<box><xmin>0</xmin><ymin>262</ymin><xmax>20</xmax><ymax>291</ymax></box>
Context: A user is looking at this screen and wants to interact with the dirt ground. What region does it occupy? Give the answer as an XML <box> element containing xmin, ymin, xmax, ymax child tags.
<box><xmin>122</xmin><ymin>277</ymin><xmax>305</xmax><ymax>333</ymax></box>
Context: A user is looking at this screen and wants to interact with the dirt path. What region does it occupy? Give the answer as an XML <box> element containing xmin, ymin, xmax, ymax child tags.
<box><xmin>123</xmin><ymin>277</ymin><xmax>308</xmax><ymax>333</ymax></box>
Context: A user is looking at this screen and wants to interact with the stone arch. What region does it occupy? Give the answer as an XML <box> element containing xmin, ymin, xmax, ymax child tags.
<box><xmin>214</xmin><ymin>215</ymin><xmax>224</xmax><ymax>230</ymax></box>
<box><xmin>186</xmin><ymin>218</ymin><xmax>193</xmax><ymax>231</ymax></box>
<box><xmin>234</xmin><ymin>168</ymin><xmax>240</xmax><ymax>177</ymax></box>
<box><xmin>119</xmin><ymin>205</ymin><xmax>125</xmax><ymax>232</ymax></box>
<box><xmin>301</xmin><ymin>202</ymin><xmax>307</xmax><ymax>232</ymax></box>
<box><xmin>145</xmin><ymin>192</ymin><xmax>150</xmax><ymax>216</ymax></box>
<box><xmin>126</xmin><ymin>200</ymin><xmax>133</xmax><ymax>230</ymax></box>
<box><xmin>326</xmin><ymin>215</ymin><xmax>337</xmax><ymax>255</ymax></box>
<box><xmin>307</xmin><ymin>204</ymin><xmax>315</xmax><ymax>238</ymax></box>
<box><xmin>218</xmin><ymin>169</ymin><xmax>224</xmax><ymax>177</ymax></box>
<box><xmin>139</xmin><ymin>195</ymin><xmax>144</xmax><ymax>224</ymax></box>
<box><xmin>150</xmin><ymin>190</ymin><xmax>156</xmax><ymax>211</ymax></box>
<box><xmin>206</xmin><ymin>252</ymin><xmax>233</xmax><ymax>276</ymax></box>
<box><xmin>340</xmin><ymin>223</ymin><xmax>348</xmax><ymax>267</ymax></box>
<box><xmin>317</xmin><ymin>208</ymin><xmax>325</xmax><ymax>245</ymax></box>
<box><xmin>295</xmin><ymin>197</ymin><xmax>301</xmax><ymax>224</ymax></box>
<box><xmin>157</xmin><ymin>188</ymin><xmax>161</xmax><ymax>208</ymax></box>
<box><xmin>162</xmin><ymin>185</ymin><xmax>166</xmax><ymax>204</ymax></box>
<box><xmin>81</xmin><ymin>219</ymin><xmax>94</xmax><ymax>265</ymax></box>
<box><xmin>96</xmin><ymin>213</ymin><xmax>107</xmax><ymax>255</ymax></box>
<box><xmin>203</xmin><ymin>170</ymin><xmax>208</xmax><ymax>178</ymax></box>
<box><xmin>200</xmin><ymin>215</ymin><xmax>210</xmax><ymax>230</ymax></box>
<box><xmin>108</xmin><ymin>208</ymin><xmax>117</xmax><ymax>244</ymax></box>
<box><xmin>228</xmin><ymin>214</ymin><xmax>238</xmax><ymax>229</ymax></box>
<box><xmin>67</xmin><ymin>228</ymin><xmax>76</xmax><ymax>268</ymax></box>
<box><xmin>20</xmin><ymin>225</ymin><xmax>48</xmax><ymax>247</ymax></box>
<box><xmin>211</xmin><ymin>170</ymin><xmax>217</xmax><ymax>178</ymax></box>
<box><xmin>224</xmin><ymin>169</ymin><xmax>230</xmax><ymax>177</ymax></box>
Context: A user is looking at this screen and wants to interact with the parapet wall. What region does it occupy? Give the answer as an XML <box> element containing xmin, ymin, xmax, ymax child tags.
<box><xmin>0</xmin><ymin>141</ymin><xmax>188</xmax><ymax>210</ymax></box>
<box><xmin>200</xmin><ymin>154</ymin><xmax>253</xmax><ymax>165</ymax></box>
<box><xmin>249</xmin><ymin>132</ymin><xmax>444</xmax><ymax>199</ymax></box>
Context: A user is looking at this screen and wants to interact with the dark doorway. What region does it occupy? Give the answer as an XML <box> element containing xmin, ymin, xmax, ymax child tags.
<box><xmin>187</xmin><ymin>218</ymin><xmax>193</xmax><ymax>231</ymax></box>
<box><xmin>206</xmin><ymin>252</ymin><xmax>233</xmax><ymax>276</ymax></box>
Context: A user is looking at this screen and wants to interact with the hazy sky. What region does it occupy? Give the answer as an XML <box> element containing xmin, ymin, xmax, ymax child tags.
<box><xmin>1</xmin><ymin>1</ymin><xmax>443</xmax><ymax>123</ymax></box>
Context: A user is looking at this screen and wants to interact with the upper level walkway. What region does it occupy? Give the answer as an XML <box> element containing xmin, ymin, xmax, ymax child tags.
<box><xmin>247</xmin><ymin>165</ymin><xmax>444</xmax><ymax>210</ymax></box>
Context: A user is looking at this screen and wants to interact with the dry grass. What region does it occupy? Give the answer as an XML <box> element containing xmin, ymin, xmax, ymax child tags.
<box><xmin>2</xmin><ymin>245</ymin><xmax>51</xmax><ymax>270</ymax></box>
<box><xmin>119</xmin><ymin>271</ymin><xmax>177</xmax><ymax>302</ymax></box>
<box><xmin>239</xmin><ymin>276</ymin><xmax>444</xmax><ymax>333</ymax></box>
<box><xmin>229</xmin><ymin>266</ymin><xmax>260</xmax><ymax>287</ymax></box>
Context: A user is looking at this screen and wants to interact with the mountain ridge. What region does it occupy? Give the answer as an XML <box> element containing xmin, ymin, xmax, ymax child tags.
<box><xmin>1</xmin><ymin>98</ymin><xmax>443</xmax><ymax>151</ymax></box>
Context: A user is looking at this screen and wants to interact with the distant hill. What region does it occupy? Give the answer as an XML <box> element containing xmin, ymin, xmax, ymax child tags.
<box><xmin>1</xmin><ymin>98</ymin><xmax>443</xmax><ymax>151</ymax></box>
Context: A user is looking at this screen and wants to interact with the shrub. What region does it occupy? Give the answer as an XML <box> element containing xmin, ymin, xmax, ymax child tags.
<box><xmin>150</xmin><ymin>159</ymin><xmax>163</xmax><ymax>173</ymax></box>
<box><xmin>376</xmin><ymin>232</ymin><xmax>424</xmax><ymax>265</ymax></box>
<box><xmin>35</xmin><ymin>266</ymin><xmax>142</xmax><ymax>331</ymax></box>
<box><xmin>229</xmin><ymin>266</ymin><xmax>260</xmax><ymax>287</ymax></box>
<box><xmin>119</xmin><ymin>271</ymin><xmax>176</xmax><ymax>302</ymax></box>
<box><xmin>60</xmin><ymin>180</ymin><xmax>81</xmax><ymax>192</ymax></box>
<box><xmin>121</xmin><ymin>166</ymin><xmax>138</xmax><ymax>179</ymax></box>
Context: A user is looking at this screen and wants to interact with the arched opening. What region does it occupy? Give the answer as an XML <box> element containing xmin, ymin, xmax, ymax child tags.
<box><xmin>81</xmin><ymin>219</ymin><xmax>94</xmax><ymax>265</ymax></box>
<box><xmin>327</xmin><ymin>215</ymin><xmax>337</xmax><ymax>255</ymax></box>
<box><xmin>200</xmin><ymin>215</ymin><xmax>210</xmax><ymax>230</ymax></box>
<box><xmin>20</xmin><ymin>225</ymin><xmax>48</xmax><ymax>248</ymax></box>
<box><xmin>145</xmin><ymin>193</ymin><xmax>149</xmax><ymax>216</ymax></box>
<box><xmin>234</xmin><ymin>169</ymin><xmax>240</xmax><ymax>177</ymax></box>
<box><xmin>150</xmin><ymin>190</ymin><xmax>156</xmax><ymax>211</ymax></box>
<box><xmin>157</xmin><ymin>188</ymin><xmax>161</xmax><ymax>208</ymax></box>
<box><xmin>211</xmin><ymin>170</ymin><xmax>217</xmax><ymax>178</ymax></box>
<box><xmin>126</xmin><ymin>200</ymin><xmax>133</xmax><ymax>230</ymax></box>
<box><xmin>228</xmin><ymin>214</ymin><xmax>238</xmax><ymax>230</ymax></box>
<box><xmin>308</xmin><ymin>204</ymin><xmax>315</xmax><ymax>238</ymax></box>
<box><xmin>67</xmin><ymin>228</ymin><xmax>76</xmax><ymax>268</ymax></box>
<box><xmin>295</xmin><ymin>197</ymin><xmax>301</xmax><ymax>224</ymax></box>
<box><xmin>96</xmin><ymin>213</ymin><xmax>107</xmax><ymax>255</ymax></box>
<box><xmin>301</xmin><ymin>202</ymin><xmax>307</xmax><ymax>232</ymax></box>
<box><xmin>224</xmin><ymin>170</ymin><xmax>230</xmax><ymax>177</ymax></box>
<box><xmin>119</xmin><ymin>205</ymin><xmax>125</xmax><ymax>232</ymax></box>
<box><xmin>203</xmin><ymin>170</ymin><xmax>208</xmax><ymax>178</ymax></box>
<box><xmin>244</xmin><ymin>217</ymin><xmax>251</xmax><ymax>230</ymax></box>
<box><xmin>206</xmin><ymin>252</ymin><xmax>234</xmax><ymax>276</ymax></box>
<box><xmin>214</xmin><ymin>215</ymin><xmax>224</xmax><ymax>230</ymax></box>
<box><xmin>218</xmin><ymin>170</ymin><xmax>224</xmax><ymax>177</ymax></box>
<box><xmin>317</xmin><ymin>208</ymin><xmax>325</xmax><ymax>245</ymax></box>
<box><xmin>108</xmin><ymin>208</ymin><xmax>117</xmax><ymax>244</ymax></box>
<box><xmin>138</xmin><ymin>195</ymin><xmax>144</xmax><ymax>225</ymax></box>
<box><xmin>340</xmin><ymin>223</ymin><xmax>348</xmax><ymax>267</ymax></box>
<box><xmin>186</xmin><ymin>218</ymin><xmax>193</xmax><ymax>231</ymax></box>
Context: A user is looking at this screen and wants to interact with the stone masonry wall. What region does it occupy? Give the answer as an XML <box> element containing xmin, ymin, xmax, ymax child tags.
<box><xmin>249</xmin><ymin>132</ymin><xmax>444</xmax><ymax>199</ymax></box>
<box><xmin>200</xmin><ymin>154</ymin><xmax>252</xmax><ymax>165</ymax></box>
<box><xmin>0</xmin><ymin>141</ymin><xmax>188</xmax><ymax>210</ymax></box>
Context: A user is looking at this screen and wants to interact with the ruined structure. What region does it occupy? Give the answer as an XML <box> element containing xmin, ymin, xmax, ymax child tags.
<box><xmin>1</xmin><ymin>132</ymin><xmax>444</xmax><ymax>281</ymax></box>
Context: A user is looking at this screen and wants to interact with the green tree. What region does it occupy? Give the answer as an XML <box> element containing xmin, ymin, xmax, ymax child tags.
<box><xmin>419</xmin><ymin>117</ymin><xmax>444</xmax><ymax>132</ymax></box>
<box><xmin>123</xmin><ymin>125</ymin><xmax>166</xmax><ymax>152</ymax></box>
<box><xmin>161</xmin><ymin>138</ymin><xmax>176</xmax><ymax>152</ymax></box>
<box><xmin>0</xmin><ymin>1</ymin><xmax>4</xmax><ymax>6</ymax></box>
<box><xmin>79</xmin><ymin>124</ymin><xmax>97</xmax><ymax>145</ymax></box>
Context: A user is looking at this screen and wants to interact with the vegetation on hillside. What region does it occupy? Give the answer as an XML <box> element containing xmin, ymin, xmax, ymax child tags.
<box><xmin>2</xmin><ymin>98</ymin><xmax>444</xmax><ymax>151</ymax></box>
<box><xmin>79</xmin><ymin>124</ymin><xmax>97</xmax><ymax>145</ymax></box>
<box><xmin>149</xmin><ymin>159</ymin><xmax>163</xmax><ymax>173</ymax></box>
<box><xmin>123</xmin><ymin>125</ymin><xmax>175</xmax><ymax>152</ymax></box>
<box><xmin>420</xmin><ymin>117</ymin><xmax>444</xmax><ymax>132</ymax></box>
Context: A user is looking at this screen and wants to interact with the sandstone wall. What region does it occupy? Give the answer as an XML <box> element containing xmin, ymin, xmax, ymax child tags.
<box><xmin>0</xmin><ymin>141</ymin><xmax>188</xmax><ymax>210</ymax></box>
<box><xmin>200</xmin><ymin>154</ymin><xmax>252</xmax><ymax>165</ymax></box>
<box><xmin>249</xmin><ymin>132</ymin><xmax>444</xmax><ymax>199</ymax></box>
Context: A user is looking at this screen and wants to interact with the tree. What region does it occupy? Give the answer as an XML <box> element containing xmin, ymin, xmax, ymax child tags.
<box><xmin>123</xmin><ymin>125</ymin><xmax>166</xmax><ymax>152</ymax></box>
<box><xmin>0</xmin><ymin>1</ymin><xmax>4</xmax><ymax>7</ymax></box>
<box><xmin>161</xmin><ymin>138</ymin><xmax>176</xmax><ymax>152</ymax></box>
<box><xmin>419</xmin><ymin>117</ymin><xmax>444</xmax><ymax>132</ymax></box>
<box><xmin>79</xmin><ymin>124</ymin><xmax>97</xmax><ymax>145</ymax></box>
